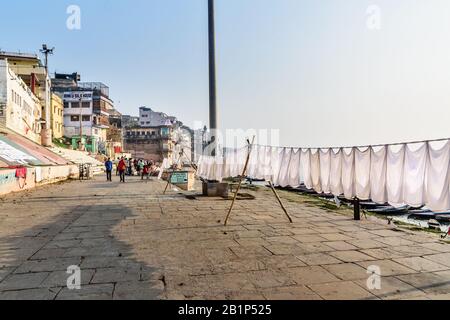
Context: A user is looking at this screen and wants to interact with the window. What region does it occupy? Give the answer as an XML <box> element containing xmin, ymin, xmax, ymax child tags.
<box><xmin>71</xmin><ymin>115</ymin><xmax>80</xmax><ymax>122</ymax></box>
<box><xmin>82</xmin><ymin>115</ymin><xmax>90</xmax><ymax>122</ymax></box>
<box><xmin>64</xmin><ymin>102</ymin><xmax>69</xmax><ymax>109</ymax></box>
<box><xmin>71</xmin><ymin>102</ymin><xmax>80</xmax><ymax>108</ymax></box>
<box><xmin>82</xmin><ymin>102</ymin><xmax>90</xmax><ymax>108</ymax></box>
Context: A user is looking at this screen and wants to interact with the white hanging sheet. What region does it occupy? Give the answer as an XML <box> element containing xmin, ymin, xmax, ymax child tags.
<box><xmin>270</xmin><ymin>147</ymin><xmax>283</xmax><ymax>185</ymax></box>
<box><xmin>288</xmin><ymin>148</ymin><xmax>301</xmax><ymax>187</ymax></box>
<box><xmin>425</xmin><ymin>141</ymin><xmax>450</xmax><ymax>212</ymax></box>
<box><xmin>310</xmin><ymin>149</ymin><xmax>322</xmax><ymax>193</ymax></box>
<box><xmin>341</xmin><ymin>148</ymin><xmax>355</xmax><ymax>199</ymax></box>
<box><xmin>370</xmin><ymin>146</ymin><xmax>387</xmax><ymax>204</ymax></box>
<box><xmin>330</xmin><ymin>149</ymin><xmax>343</xmax><ymax>197</ymax></box>
<box><xmin>355</xmin><ymin>147</ymin><xmax>371</xmax><ymax>200</ymax></box>
<box><xmin>386</xmin><ymin>145</ymin><xmax>406</xmax><ymax>207</ymax></box>
<box><xmin>403</xmin><ymin>143</ymin><xmax>428</xmax><ymax>207</ymax></box>
<box><xmin>319</xmin><ymin>149</ymin><xmax>331</xmax><ymax>194</ymax></box>
<box><xmin>278</xmin><ymin>148</ymin><xmax>292</xmax><ymax>187</ymax></box>
<box><xmin>300</xmin><ymin>149</ymin><xmax>313</xmax><ymax>189</ymax></box>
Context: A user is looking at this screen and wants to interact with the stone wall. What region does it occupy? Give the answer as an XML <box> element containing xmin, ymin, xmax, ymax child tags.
<box><xmin>0</xmin><ymin>164</ymin><xmax>79</xmax><ymax>196</ymax></box>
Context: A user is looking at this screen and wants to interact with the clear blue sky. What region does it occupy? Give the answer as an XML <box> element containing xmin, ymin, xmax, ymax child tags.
<box><xmin>2</xmin><ymin>0</ymin><xmax>450</xmax><ymax>148</ymax></box>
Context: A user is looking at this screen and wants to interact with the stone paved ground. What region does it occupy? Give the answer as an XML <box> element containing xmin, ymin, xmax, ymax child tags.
<box><xmin>0</xmin><ymin>176</ymin><xmax>449</xmax><ymax>300</ymax></box>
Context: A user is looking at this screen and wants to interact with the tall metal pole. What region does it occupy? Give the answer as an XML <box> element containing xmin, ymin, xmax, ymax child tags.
<box><xmin>208</xmin><ymin>0</ymin><xmax>218</xmax><ymax>155</ymax></box>
<box><xmin>79</xmin><ymin>96</ymin><xmax>84</xmax><ymax>151</ymax></box>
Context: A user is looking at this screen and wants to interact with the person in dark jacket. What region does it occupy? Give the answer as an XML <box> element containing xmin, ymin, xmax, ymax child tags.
<box><xmin>105</xmin><ymin>158</ymin><xmax>113</xmax><ymax>182</ymax></box>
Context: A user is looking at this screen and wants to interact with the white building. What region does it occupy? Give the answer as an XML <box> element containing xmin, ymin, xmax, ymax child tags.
<box><xmin>0</xmin><ymin>59</ymin><xmax>42</xmax><ymax>143</ymax></box>
<box><xmin>62</xmin><ymin>91</ymin><xmax>108</xmax><ymax>147</ymax></box>
<box><xmin>139</xmin><ymin>107</ymin><xmax>177</xmax><ymax>127</ymax></box>
<box><xmin>0</xmin><ymin>52</ymin><xmax>52</xmax><ymax>146</ymax></box>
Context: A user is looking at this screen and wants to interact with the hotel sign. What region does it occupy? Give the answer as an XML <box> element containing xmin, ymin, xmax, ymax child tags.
<box><xmin>63</xmin><ymin>91</ymin><xmax>93</xmax><ymax>102</ymax></box>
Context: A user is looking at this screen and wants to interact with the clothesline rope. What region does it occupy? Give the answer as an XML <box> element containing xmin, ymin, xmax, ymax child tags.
<box><xmin>254</xmin><ymin>137</ymin><xmax>450</xmax><ymax>151</ymax></box>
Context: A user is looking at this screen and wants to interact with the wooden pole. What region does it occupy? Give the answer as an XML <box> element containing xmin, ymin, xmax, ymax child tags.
<box><xmin>268</xmin><ymin>181</ymin><xmax>293</xmax><ymax>223</ymax></box>
<box><xmin>354</xmin><ymin>197</ymin><xmax>361</xmax><ymax>221</ymax></box>
<box><xmin>224</xmin><ymin>137</ymin><xmax>255</xmax><ymax>226</ymax></box>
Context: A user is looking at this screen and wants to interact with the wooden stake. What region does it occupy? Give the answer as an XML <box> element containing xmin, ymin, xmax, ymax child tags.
<box><xmin>268</xmin><ymin>181</ymin><xmax>293</xmax><ymax>223</ymax></box>
<box><xmin>224</xmin><ymin>137</ymin><xmax>255</xmax><ymax>226</ymax></box>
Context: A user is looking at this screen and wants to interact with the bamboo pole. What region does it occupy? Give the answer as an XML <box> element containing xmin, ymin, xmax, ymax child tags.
<box><xmin>268</xmin><ymin>181</ymin><xmax>293</xmax><ymax>223</ymax></box>
<box><xmin>224</xmin><ymin>137</ymin><xmax>255</xmax><ymax>226</ymax></box>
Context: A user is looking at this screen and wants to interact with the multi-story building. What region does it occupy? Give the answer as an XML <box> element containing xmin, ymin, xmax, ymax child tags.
<box><xmin>50</xmin><ymin>93</ymin><xmax>64</xmax><ymax>139</ymax></box>
<box><xmin>53</xmin><ymin>76</ymin><xmax>123</xmax><ymax>155</ymax></box>
<box><xmin>123</xmin><ymin>126</ymin><xmax>175</xmax><ymax>162</ymax></box>
<box><xmin>0</xmin><ymin>51</ymin><xmax>51</xmax><ymax>145</ymax></box>
<box><xmin>123</xmin><ymin>107</ymin><xmax>194</xmax><ymax>164</ymax></box>
<box><xmin>60</xmin><ymin>90</ymin><xmax>108</xmax><ymax>153</ymax></box>
<box><xmin>0</xmin><ymin>59</ymin><xmax>42</xmax><ymax>143</ymax></box>
<box><xmin>121</xmin><ymin>115</ymin><xmax>139</xmax><ymax>128</ymax></box>
<box><xmin>139</xmin><ymin>107</ymin><xmax>177</xmax><ymax>127</ymax></box>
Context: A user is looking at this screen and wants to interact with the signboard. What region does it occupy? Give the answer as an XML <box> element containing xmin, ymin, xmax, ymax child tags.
<box><xmin>0</xmin><ymin>139</ymin><xmax>38</xmax><ymax>165</ymax></box>
<box><xmin>63</xmin><ymin>91</ymin><xmax>93</xmax><ymax>102</ymax></box>
<box><xmin>170</xmin><ymin>171</ymin><xmax>188</xmax><ymax>184</ymax></box>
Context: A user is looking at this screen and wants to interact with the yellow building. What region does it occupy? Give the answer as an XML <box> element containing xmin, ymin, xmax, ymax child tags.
<box><xmin>50</xmin><ymin>93</ymin><xmax>64</xmax><ymax>139</ymax></box>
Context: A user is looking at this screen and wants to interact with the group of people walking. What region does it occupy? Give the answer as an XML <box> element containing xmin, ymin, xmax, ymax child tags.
<box><xmin>104</xmin><ymin>157</ymin><xmax>159</xmax><ymax>183</ymax></box>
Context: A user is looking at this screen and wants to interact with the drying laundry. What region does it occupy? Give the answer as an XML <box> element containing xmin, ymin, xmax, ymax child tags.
<box><xmin>370</xmin><ymin>146</ymin><xmax>387</xmax><ymax>204</ymax></box>
<box><xmin>386</xmin><ymin>145</ymin><xmax>405</xmax><ymax>207</ymax></box>
<box><xmin>403</xmin><ymin>143</ymin><xmax>428</xmax><ymax>208</ymax></box>
<box><xmin>341</xmin><ymin>148</ymin><xmax>355</xmax><ymax>200</ymax></box>
<box><xmin>330</xmin><ymin>149</ymin><xmax>343</xmax><ymax>197</ymax></box>
<box><xmin>196</xmin><ymin>139</ymin><xmax>450</xmax><ymax>211</ymax></box>
<box><xmin>354</xmin><ymin>147</ymin><xmax>371</xmax><ymax>200</ymax></box>
<box><xmin>319</xmin><ymin>149</ymin><xmax>331</xmax><ymax>194</ymax></box>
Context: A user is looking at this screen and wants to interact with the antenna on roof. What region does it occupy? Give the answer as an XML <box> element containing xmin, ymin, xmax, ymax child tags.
<box><xmin>40</xmin><ymin>44</ymin><xmax>54</xmax><ymax>73</ymax></box>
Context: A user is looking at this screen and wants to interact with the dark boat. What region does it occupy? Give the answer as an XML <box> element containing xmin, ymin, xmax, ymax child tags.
<box><xmin>360</xmin><ymin>201</ymin><xmax>387</xmax><ymax>209</ymax></box>
<box><xmin>435</xmin><ymin>213</ymin><xmax>450</xmax><ymax>223</ymax></box>
<box><xmin>408</xmin><ymin>209</ymin><xmax>434</xmax><ymax>220</ymax></box>
<box><xmin>367</xmin><ymin>205</ymin><xmax>410</xmax><ymax>215</ymax></box>
<box><xmin>407</xmin><ymin>210</ymin><xmax>450</xmax><ymax>222</ymax></box>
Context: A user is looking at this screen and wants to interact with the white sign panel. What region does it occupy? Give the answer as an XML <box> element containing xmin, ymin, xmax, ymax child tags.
<box><xmin>0</xmin><ymin>140</ymin><xmax>38</xmax><ymax>164</ymax></box>
<box><xmin>63</xmin><ymin>91</ymin><xmax>93</xmax><ymax>102</ymax></box>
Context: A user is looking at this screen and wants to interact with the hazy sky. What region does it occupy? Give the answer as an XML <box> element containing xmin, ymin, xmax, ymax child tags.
<box><xmin>1</xmin><ymin>0</ymin><xmax>450</xmax><ymax>148</ymax></box>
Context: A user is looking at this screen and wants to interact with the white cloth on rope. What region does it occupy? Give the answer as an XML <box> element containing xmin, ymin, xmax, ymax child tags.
<box><xmin>310</xmin><ymin>149</ymin><xmax>322</xmax><ymax>193</ymax></box>
<box><xmin>370</xmin><ymin>146</ymin><xmax>387</xmax><ymax>204</ymax></box>
<box><xmin>319</xmin><ymin>149</ymin><xmax>331</xmax><ymax>194</ymax></box>
<box><xmin>288</xmin><ymin>148</ymin><xmax>301</xmax><ymax>188</ymax></box>
<box><xmin>330</xmin><ymin>149</ymin><xmax>343</xmax><ymax>197</ymax></box>
<box><xmin>386</xmin><ymin>145</ymin><xmax>406</xmax><ymax>207</ymax></box>
<box><xmin>403</xmin><ymin>143</ymin><xmax>428</xmax><ymax>208</ymax></box>
<box><xmin>247</xmin><ymin>145</ymin><xmax>259</xmax><ymax>179</ymax></box>
<box><xmin>278</xmin><ymin>148</ymin><xmax>292</xmax><ymax>188</ymax></box>
<box><xmin>270</xmin><ymin>147</ymin><xmax>283</xmax><ymax>185</ymax></box>
<box><xmin>300</xmin><ymin>149</ymin><xmax>312</xmax><ymax>189</ymax></box>
<box><xmin>354</xmin><ymin>147</ymin><xmax>371</xmax><ymax>200</ymax></box>
<box><xmin>425</xmin><ymin>141</ymin><xmax>450</xmax><ymax>212</ymax></box>
<box><xmin>341</xmin><ymin>148</ymin><xmax>355</xmax><ymax>199</ymax></box>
